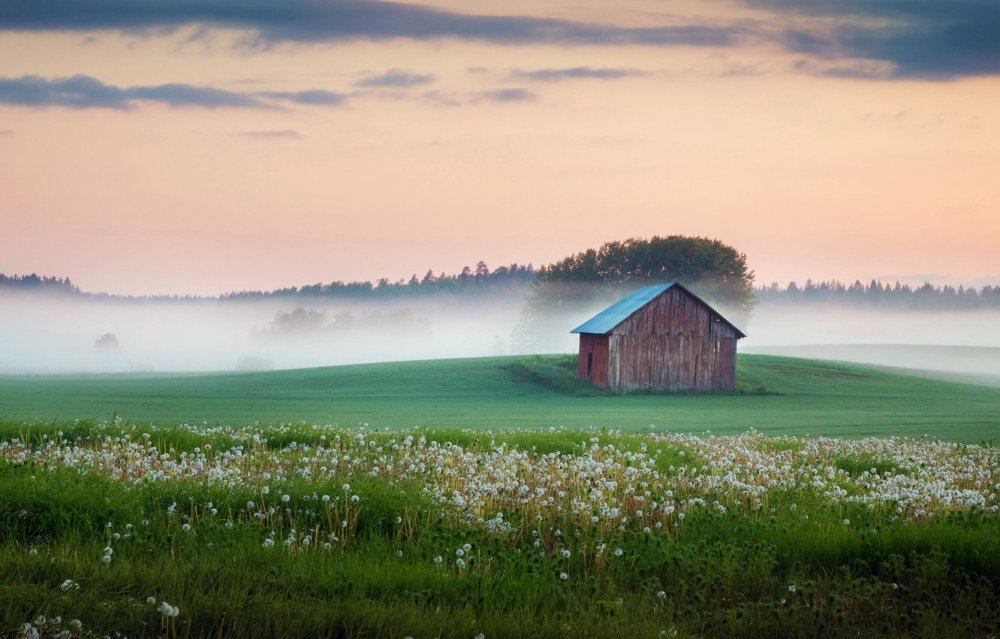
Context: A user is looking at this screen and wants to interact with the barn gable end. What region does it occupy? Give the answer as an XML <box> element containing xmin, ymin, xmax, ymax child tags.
<box><xmin>570</xmin><ymin>283</ymin><xmax>745</xmax><ymax>393</ymax></box>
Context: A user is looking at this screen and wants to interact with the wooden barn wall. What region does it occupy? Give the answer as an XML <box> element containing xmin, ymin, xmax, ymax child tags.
<box><xmin>607</xmin><ymin>287</ymin><xmax>738</xmax><ymax>393</ymax></box>
<box><xmin>577</xmin><ymin>333</ymin><xmax>610</xmax><ymax>388</ymax></box>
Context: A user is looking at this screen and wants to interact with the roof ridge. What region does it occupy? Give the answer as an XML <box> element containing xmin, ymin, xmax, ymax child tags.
<box><xmin>569</xmin><ymin>282</ymin><xmax>745</xmax><ymax>337</ymax></box>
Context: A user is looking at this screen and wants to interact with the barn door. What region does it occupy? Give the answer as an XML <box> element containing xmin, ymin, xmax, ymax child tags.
<box><xmin>587</xmin><ymin>352</ymin><xmax>593</xmax><ymax>380</ymax></box>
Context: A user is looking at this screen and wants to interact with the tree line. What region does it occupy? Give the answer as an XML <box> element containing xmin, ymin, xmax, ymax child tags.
<box><xmin>0</xmin><ymin>273</ymin><xmax>79</xmax><ymax>293</ymax></box>
<box><xmin>758</xmin><ymin>279</ymin><xmax>1000</xmax><ymax>309</ymax></box>
<box><xmin>223</xmin><ymin>262</ymin><xmax>536</xmax><ymax>300</ymax></box>
<box><xmin>6</xmin><ymin>260</ymin><xmax>1000</xmax><ymax>312</ymax></box>
<box><xmin>0</xmin><ymin>264</ymin><xmax>535</xmax><ymax>301</ymax></box>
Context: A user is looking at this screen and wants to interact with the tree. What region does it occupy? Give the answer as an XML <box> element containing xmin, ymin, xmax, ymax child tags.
<box><xmin>537</xmin><ymin>235</ymin><xmax>753</xmax><ymax>311</ymax></box>
<box><xmin>94</xmin><ymin>333</ymin><xmax>120</xmax><ymax>350</ymax></box>
<box><xmin>516</xmin><ymin>235</ymin><xmax>755</xmax><ymax>350</ymax></box>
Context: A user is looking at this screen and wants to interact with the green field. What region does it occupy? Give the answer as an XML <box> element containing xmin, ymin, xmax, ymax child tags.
<box><xmin>1</xmin><ymin>354</ymin><xmax>999</xmax><ymax>442</ymax></box>
<box><xmin>2</xmin><ymin>355</ymin><xmax>1000</xmax><ymax>637</ymax></box>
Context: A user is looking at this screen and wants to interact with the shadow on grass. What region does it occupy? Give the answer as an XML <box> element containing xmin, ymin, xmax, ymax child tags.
<box><xmin>504</xmin><ymin>355</ymin><xmax>776</xmax><ymax>396</ymax></box>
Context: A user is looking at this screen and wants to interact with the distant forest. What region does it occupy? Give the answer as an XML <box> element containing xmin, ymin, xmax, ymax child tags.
<box><xmin>0</xmin><ymin>273</ymin><xmax>79</xmax><ymax>293</ymax></box>
<box><xmin>224</xmin><ymin>262</ymin><xmax>536</xmax><ymax>300</ymax></box>
<box><xmin>758</xmin><ymin>279</ymin><xmax>1000</xmax><ymax>310</ymax></box>
<box><xmin>3</xmin><ymin>269</ymin><xmax>1000</xmax><ymax>310</ymax></box>
<box><xmin>0</xmin><ymin>264</ymin><xmax>536</xmax><ymax>301</ymax></box>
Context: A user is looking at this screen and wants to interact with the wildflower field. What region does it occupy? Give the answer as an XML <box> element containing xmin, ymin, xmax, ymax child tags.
<box><xmin>2</xmin><ymin>419</ymin><xmax>999</xmax><ymax>638</ymax></box>
<box><xmin>1</xmin><ymin>355</ymin><xmax>999</xmax><ymax>637</ymax></box>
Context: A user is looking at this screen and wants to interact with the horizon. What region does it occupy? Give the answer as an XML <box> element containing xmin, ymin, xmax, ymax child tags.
<box><xmin>3</xmin><ymin>261</ymin><xmax>1000</xmax><ymax>299</ymax></box>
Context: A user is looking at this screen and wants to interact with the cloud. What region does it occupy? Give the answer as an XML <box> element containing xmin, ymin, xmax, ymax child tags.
<box><xmin>418</xmin><ymin>90</ymin><xmax>462</xmax><ymax>108</ymax></box>
<box><xmin>356</xmin><ymin>69</ymin><xmax>435</xmax><ymax>88</ymax></box>
<box><xmin>128</xmin><ymin>83</ymin><xmax>264</xmax><ymax>107</ymax></box>
<box><xmin>511</xmin><ymin>66</ymin><xmax>644</xmax><ymax>82</ymax></box>
<box><xmin>747</xmin><ymin>0</ymin><xmax>1000</xmax><ymax>79</ymax></box>
<box><xmin>0</xmin><ymin>75</ymin><xmax>346</xmax><ymax>109</ymax></box>
<box><xmin>259</xmin><ymin>89</ymin><xmax>347</xmax><ymax>105</ymax></box>
<box><xmin>0</xmin><ymin>0</ymin><xmax>744</xmax><ymax>48</ymax></box>
<box><xmin>2</xmin><ymin>1</ymin><xmax>993</xmax><ymax>79</ymax></box>
<box><xmin>0</xmin><ymin>74</ymin><xmax>264</xmax><ymax>109</ymax></box>
<box><xmin>471</xmin><ymin>88</ymin><xmax>537</xmax><ymax>103</ymax></box>
<box><xmin>240</xmin><ymin>129</ymin><xmax>304</xmax><ymax>139</ymax></box>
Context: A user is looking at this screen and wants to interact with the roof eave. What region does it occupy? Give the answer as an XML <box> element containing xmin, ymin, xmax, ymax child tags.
<box><xmin>569</xmin><ymin>281</ymin><xmax>748</xmax><ymax>338</ymax></box>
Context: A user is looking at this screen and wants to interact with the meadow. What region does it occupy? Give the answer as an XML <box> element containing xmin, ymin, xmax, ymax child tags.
<box><xmin>2</xmin><ymin>354</ymin><xmax>1000</xmax><ymax>441</ymax></box>
<box><xmin>1</xmin><ymin>355</ymin><xmax>999</xmax><ymax>637</ymax></box>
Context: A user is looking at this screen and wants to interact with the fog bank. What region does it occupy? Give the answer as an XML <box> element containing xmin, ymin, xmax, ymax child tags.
<box><xmin>0</xmin><ymin>292</ymin><xmax>529</xmax><ymax>374</ymax></box>
<box><xmin>2</xmin><ymin>291</ymin><xmax>999</xmax><ymax>381</ymax></box>
<box><xmin>743</xmin><ymin>304</ymin><xmax>1000</xmax><ymax>385</ymax></box>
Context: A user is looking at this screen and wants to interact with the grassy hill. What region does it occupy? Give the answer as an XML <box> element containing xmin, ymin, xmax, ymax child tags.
<box><xmin>1</xmin><ymin>354</ymin><xmax>999</xmax><ymax>441</ymax></box>
<box><xmin>745</xmin><ymin>344</ymin><xmax>1000</xmax><ymax>387</ymax></box>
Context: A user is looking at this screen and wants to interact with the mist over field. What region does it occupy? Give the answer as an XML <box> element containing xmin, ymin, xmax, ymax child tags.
<box><xmin>2</xmin><ymin>287</ymin><xmax>1000</xmax><ymax>380</ymax></box>
<box><xmin>0</xmin><ymin>291</ymin><xmax>528</xmax><ymax>374</ymax></box>
<box><xmin>742</xmin><ymin>304</ymin><xmax>1000</xmax><ymax>385</ymax></box>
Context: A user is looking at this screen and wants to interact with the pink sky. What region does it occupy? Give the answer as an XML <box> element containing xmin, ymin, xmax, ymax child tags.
<box><xmin>1</xmin><ymin>1</ymin><xmax>999</xmax><ymax>295</ymax></box>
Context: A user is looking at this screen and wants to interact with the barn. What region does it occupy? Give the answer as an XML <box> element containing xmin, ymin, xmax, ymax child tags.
<box><xmin>570</xmin><ymin>283</ymin><xmax>746</xmax><ymax>393</ymax></box>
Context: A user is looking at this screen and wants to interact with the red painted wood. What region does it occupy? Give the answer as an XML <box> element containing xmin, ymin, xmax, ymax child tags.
<box><xmin>577</xmin><ymin>333</ymin><xmax>610</xmax><ymax>388</ymax></box>
<box><xmin>578</xmin><ymin>286</ymin><xmax>741</xmax><ymax>393</ymax></box>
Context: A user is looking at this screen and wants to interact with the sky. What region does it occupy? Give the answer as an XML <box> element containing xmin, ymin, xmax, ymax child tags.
<box><xmin>1</xmin><ymin>0</ymin><xmax>999</xmax><ymax>296</ymax></box>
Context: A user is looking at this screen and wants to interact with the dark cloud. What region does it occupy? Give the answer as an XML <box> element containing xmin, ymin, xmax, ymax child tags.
<box><xmin>1</xmin><ymin>0</ymin><xmax>993</xmax><ymax>79</ymax></box>
<box><xmin>0</xmin><ymin>74</ymin><xmax>264</xmax><ymax>109</ymax></box>
<box><xmin>241</xmin><ymin>129</ymin><xmax>305</xmax><ymax>139</ymax></box>
<box><xmin>356</xmin><ymin>69</ymin><xmax>435</xmax><ymax>88</ymax></box>
<box><xmin>0</xmin><ymin>0</ymin><xmax>743</xmax><ymax>48</ymax></box>
<box><xmin>128</xmin><ymin>82</ymin><xmax>263</xmax><ymax>107</ymax></box>
<box><xmin>748</xmin><ymin>0</ymin><xmax>1000</xmax><ymax>79</ymax></box>
<box><xmin>0</xmin><ymin>74</ymin><xmax>536</xmax><ymax>112</ymax></box>
<box><xmin>0</xmin><ymin>75</ymin><xmax>346</xmax><ymax>109</ymax></box>
<box><xmin>511</xmin><ymin>66</ymin><xmax>644</xmax><ymax>82</ymax></box>
<box><xmin>471</xmin><ymin>88</ymin><xmax>537</xmax><ymax>103</ymax></box>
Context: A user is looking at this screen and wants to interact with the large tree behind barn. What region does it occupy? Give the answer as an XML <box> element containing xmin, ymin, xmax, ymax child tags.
<box><xmin>515</xmin><ymin>235</ymin><xmax>755</xmax><ymax>352</ymax></box>
<box><xmin>571</xmin><ymin>283</ymin><xmax>745</xmax><ymax>393</ymax></box>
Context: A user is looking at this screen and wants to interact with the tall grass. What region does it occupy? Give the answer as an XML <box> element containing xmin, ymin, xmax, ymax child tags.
<box><xmin>2</xmin><ymin>424</ymin><xmax>999</xmax><ymax>638</ymax></box>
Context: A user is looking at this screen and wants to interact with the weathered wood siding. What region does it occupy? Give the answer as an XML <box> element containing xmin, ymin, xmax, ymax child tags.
<box><xmin>577</xmin><ymin>333</ymin><xmax>610</xmax><ymax>388</ymax></box>
<box><xmin>605</xmin><ymin>287</ymin><xmax>739</xmax><ymax>393</ymax></box>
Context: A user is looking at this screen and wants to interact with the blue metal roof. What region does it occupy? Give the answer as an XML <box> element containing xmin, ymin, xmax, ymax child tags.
<box><xmin>570</xmin><ymin>283</ymin><xmax>674</xmax><ymax>334</ymax></box>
